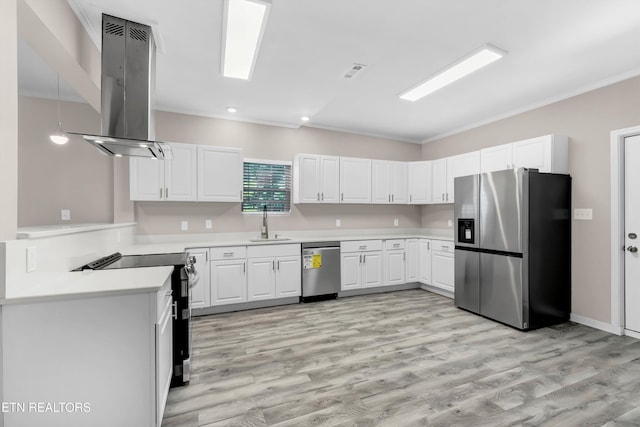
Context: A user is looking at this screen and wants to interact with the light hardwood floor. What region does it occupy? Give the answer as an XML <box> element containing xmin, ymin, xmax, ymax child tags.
<box><xmin>162</xmin><ymin>289</ymin><xmax>640</xmax><ymax>426</ymax></box>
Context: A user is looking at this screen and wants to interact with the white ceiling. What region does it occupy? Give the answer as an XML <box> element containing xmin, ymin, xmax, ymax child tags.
<box><xmin>18</xmin><ymin>0</ymin><xmax>640</xmax><ymax>143</ymax></box>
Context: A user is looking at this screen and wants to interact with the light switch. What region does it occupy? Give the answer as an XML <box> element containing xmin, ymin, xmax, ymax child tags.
<box><xmin>61</xmin><ymin>210</ymin><xmax>71</xmax><ymax>221</ymax></box>
<box><xmin>574</xmin><ymin>208</ymin><xmax>593</xmax><ymax>220</ymax></box>
<box><xmin>394</xmin><ymin>218</ymin><xmax>399</xmax><ymax>227</ymax></box>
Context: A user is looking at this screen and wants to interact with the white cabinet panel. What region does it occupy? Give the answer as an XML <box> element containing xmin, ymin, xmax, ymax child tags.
<box><xmin>480</xmin><ymin>144</ymin><xmax>513</xmax><ymax>173</ymax></box>
<box><xmin>247</xmin><ymin>257</ymin><xmax>276</xmax><ymax>301</ymax></box>
<box><xmin>340</xmin><ymin>157</ymin><xmax>372</xmax><ymax>203</ymax></box>
<box><xmin>156</xmin><ymin>295</ymin><xmax>173</xmax><ymax>425</ymax></box>
<box><xmin>446</xmin><ymin>151</ymin><xmax>480</xmax><ymax>204</ymax></box>
<box><xmin>276</xmin><ymin>256</ymin><xmax>302</xmax><ymax>297</ymax></box>
<box><xmin>432</xmin><ymin>159</ymin><xmax>448</xmax><ymax>204</ymax></box>
<box><xmin>211</xmin><ymin>259</ymin><xmax>246</xmax><ymax>305</ymax></box>
<box><xmin>512</xmin><ymin>136</ymin><xmax>551</xmax><ymax>172</ymax></box>
<box><xmin>197</xmin><ymin>146</ymin><xmax>243</xmax><ymax>202</ymax></box>
<box><xmin>341</xmin><ymin>253</ymin><xmax>362</xmax><ymax>290</ymax></box>
<box><xmin>391</xmin><ymin>161</ymin><xmax>408</xmax><ymax>204</ymax></box>
<box><xmin>293</xmin><ymin>154</ymin><xmax>320</xmax><ymax>203</ymax></box>
<box><xmin>188</xmin><ymin>249</ymin><xmax>210</xmax><ymax>309</ymax></box>
<box><xmin>419</xmin><ymin>239</ymin><xmax>432</xmax><ymax>285</ymax></box>
<box><xmin>372</xmin><ymin>160</ymin><xmax>391</xmax><ymax>204</ymax></box>
<box><xmin>405</xmin><ymin>239</ymin><xmax>419</xmax><ymax>283</ymax></box>
<box><xmin>431</xmin><ymin>240</ymin><xmax>454</xmax><ymax>293</ymax></box>
<box><xmin>320</xmin><ymin>156</ymin><xmax>340</xmax><ymax>203</ymax></box>
<box><xmin>384</xmin><ymin>250</ymin><xmax>405</xmax><ymax>286</ymax></box>
<box><xmin>408</xmin><ymin>161</ymin><xmax>432</xmax><ymax>204</ymax></box>
<box><xmin>362</xmin><ymin>251</ymin><xmax>383</xmax><ymax>288</ymax></box>
<box><xmin>165</xmin><ymin>143</ymin><xmax>198</xmax><ymax>201</ymax></box>
<box><xmin>130</xmin><ymin>157</ymin><xmax>165</xmax><ymax>201</ymax></box>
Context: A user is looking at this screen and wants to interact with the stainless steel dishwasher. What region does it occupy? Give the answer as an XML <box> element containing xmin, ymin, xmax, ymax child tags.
<box><xmin>301</xmin><ymin>242</ymin><xmax>341</xmax><ymax>303</ymax></box>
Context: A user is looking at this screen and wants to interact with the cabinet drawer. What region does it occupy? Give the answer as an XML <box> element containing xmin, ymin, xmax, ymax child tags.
<box><xmin>210</xmin><ymin>246</ymin><xmax>247</xmax><ymax>260</ymax></box>
<box><xmin>247</xmin><ymin>243</ymin><xmax>300</xmax><ymax>258</ymax></box>
<box><xmin>384</xmin><ymin>239</ymin><xmax>405</xmax><ymax>250</ymax></box>
<box><xmin>432</xmin><ymin>240</ymin><xmax>454</xmax><ymax>253</ymax></box>
<box><xmin>341</xmin><ymin>240</ymin><xmax>383</xmax><ymax>253</ymax></box>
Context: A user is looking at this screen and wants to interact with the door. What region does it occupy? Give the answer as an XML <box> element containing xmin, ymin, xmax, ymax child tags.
<box><xmin>385</xmin><ymin>250</ymin><xmax>405</xmax><ymax>286</ymax></box>
<box><xmin>479</xmin><ymin>169</ymin><xmax>523</xmax><ymax>253</ymax></box>
<box><xmin>405</xmin><ymin>239</ymin><xmax>419</xmax><ymax>282</ymax></box>
<box><xmin>210</xmin><ymin>259</ymin><xmax>246</xmax><ymax>305</ymax></box>
<box><xmin>197</xmin><ymin>146</ymin><xmax>243</xmax><ymax>202</ymax></box>
<box><xmin>340</xmin><ymin>252</ymin><xmax>361</xmax><ymax>290</ymax></box>
<box><xmin>479</xmin><ymin>253</ymin><xmax>524</xmax><ymax>329</ymax></box>
<box><xmin>296</xmin><ymin>154</ymin><xmax>321</xmax><ymax>203</ymax></box>
<box><xmin>625</xmin><ymin>135</ymin><xmax>640</xmax><ymax>332</ymax></box>
<box><xmin>454</xmin><ymin>249</ymin><xmax>480</xmax><ymax>313</ymax></box>
<box><xmin>418</xmin><ymin>239</ymin><xmax>431</xmax><ymax>284</ymax></box>
<box><xmin>165</xmin><ymin>143</ymin><xmax>197</xmax><ymax>201</ymax></box>
<box><xmin>362</xmin><ymin>251</ymin><xmax>383</xmax><ymax>288</ymax></box>
<box><xmin>320</xmin><ymin>156</ymin><xmax>340</xmax><ymax>203</ymax></box>
<box><xmin>247</xmin><ymin>257</ymin><xmax>276</xmax><ymax>301</ymax></box>
<box><xmin>431</xmin><ymin>159</ymin><xmax>447</xmax><ymax>203</ymax></box>
<box><xmin>340</xmin><ymin>157</ymin><xmax>372</xmax><ymax>203</ymax></box>
<box><xmin>408</xmin><ymin>161</ymin><xmax>432</xmax><ymax>204</ymax></box>
<box><xmin>130</xmin><ymin>157</ymin><xmax>164</xmax><ymax>201</ymax></box>
<box><xmin>480</xmin><ymin>144</ymin><xmax>513</xmax><ymax>173</ymax></box>
<box><xmin>276</xmin><ymin>256</ymin><xmax>301</xmax><ymax>297</ymax></box>
<box><xmin>372</xmin><ymin>160</ymin><xmax>391</xmax><ymax>204</ymax></box>
<box><xmin>391</xmin><ymin>161</ymin><xmax>408</xmax><ymax>204</ymax></box>
<box><xmin>431</xmin><ymin>251</ymin><xmax>454</xmax><ymax>292</ymax></box>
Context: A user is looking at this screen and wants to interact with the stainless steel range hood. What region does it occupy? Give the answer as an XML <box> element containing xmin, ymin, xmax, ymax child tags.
<box><xmin>70</xmin><ymin>14</ymin><xmax>171</xmax><ymax>159</ymax></box>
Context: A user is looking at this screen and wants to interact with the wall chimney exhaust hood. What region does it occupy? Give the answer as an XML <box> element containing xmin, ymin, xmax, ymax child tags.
<box><xmin>70</xmin><ymin>14</ymin><xmax>171</xmax><ymax>159</ymax></box>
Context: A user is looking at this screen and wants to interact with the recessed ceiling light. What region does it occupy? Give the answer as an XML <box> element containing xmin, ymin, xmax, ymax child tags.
<box><xmin>400</xmin><ymin>44</ymin><xmax>506</xmax><ymax>102</ymax></box>
<box><xmin>301</xmin><ymin>116</ymin><xmax>310</xmax><ymax>122</ymax></box>
<box><xmin>227</xmin><ymin>106</ymin><xmax>238</xmax><ymax>113</ymax></box>
<box><xmin>222</xmin><ymin>0</ymin><xmax>271</xmax><ymax>80</ymax></box>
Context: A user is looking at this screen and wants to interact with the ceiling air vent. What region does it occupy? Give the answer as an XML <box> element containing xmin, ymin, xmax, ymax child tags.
<box><xmin>344</xmin><ymin>63</ymin><xmax>367</xmax><ymax>79</ymax></box>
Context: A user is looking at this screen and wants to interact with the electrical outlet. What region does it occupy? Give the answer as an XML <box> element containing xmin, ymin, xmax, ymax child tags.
<box><xmin>61</xmin><ymin>210</ymin><xmax>71</xmax><ymax>221</ymax></box>
<box><xmin>448</xmin><ymin>219</ymin><xmax>453</xmax><ymax>227</ymax></box>
<box><xmin>336</xmin><ymin>219</ymin><xmax>341</xmax><ymax>227</ymax></box>
<box><xmin>181</xmin><ymin>221</ymin><xmax>189</xmax><ymax>231</ymax></box>
<box><xmin>394</xmin><ymin>218</ymin><xmax>399</xmax><ymax>227</ymax></box>
<box><xmin>574</xmin><ymin>208</ymin><xmax>593</xmax><ymax>220</ymax></box>
<box><xmin>26</xmin><ymin>247</ymin><xmax>37</xmax><ymax>272</ymax></box>
<box><xmin>205</xmin><ymin>219</ymin><xmax>213</xmax><ymax>229</ymax></box>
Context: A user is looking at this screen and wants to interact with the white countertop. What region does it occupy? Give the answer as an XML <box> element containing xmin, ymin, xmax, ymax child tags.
<box><xmin>2</xmin><ymin>266</ymin><xmax>173</xmax><ymax>305</ymax></box>
<box><xmin>17</xmin><ymin>222</ymin><xmax>137</xmax><ymax>239</ymax></box>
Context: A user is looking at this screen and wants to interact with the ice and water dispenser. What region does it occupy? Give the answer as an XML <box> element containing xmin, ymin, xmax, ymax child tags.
<box><xmin>458</xmin><ymin>219</ymin><xmax>475</xmax><ymax>245</ymax></box>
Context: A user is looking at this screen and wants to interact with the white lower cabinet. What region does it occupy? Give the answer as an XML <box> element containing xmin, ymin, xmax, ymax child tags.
<box><xmin>383</xmin><ymin>239</ymin><xmax>406</xmax><ymax>286</ymax></box>
<box><xmin>341</xmin><ymin>240</ymin><xmax>383</xmax><ymax>290</ymax></box>
<box><xmin>418</xmin><ymin>239</ymin><xmax>432</xmax><ymax>285</ymax></box>
<box><xmin>210</xmin><ymin>246</ymin><xmax>248</xmax><ymax>306</ymax></box>
<box><xmin>247</xmin><ymin>244</ymin><xmax>302</xmax><ymax>302</ymax></box>
<box><xmin>430</xmin><ymin>240</ymin><xmax>455</xmax><ymax>293</ymax></box>
<box><xmin>405</xmin><ymin>239</ymin><xmax>419</xmax><ymax>282</ymax></box>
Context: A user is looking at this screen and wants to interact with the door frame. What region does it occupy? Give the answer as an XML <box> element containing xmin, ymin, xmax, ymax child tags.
<box><xmin>610</xmin><ymin>125</ymin><xmax>640</xmax><ymax>337</ymax></box>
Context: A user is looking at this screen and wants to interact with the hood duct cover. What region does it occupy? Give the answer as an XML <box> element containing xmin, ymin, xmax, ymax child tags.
<box><xmin>70</xmin><ymin>14</ymin><xmax>171</xmax><ymax>159</ymax></box>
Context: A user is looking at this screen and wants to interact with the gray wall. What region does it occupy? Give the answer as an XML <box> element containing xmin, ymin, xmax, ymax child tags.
<box><xmin>420</xmin><ymin>74</ymin><xmax>640</xmax><ymax>324</ymax></box>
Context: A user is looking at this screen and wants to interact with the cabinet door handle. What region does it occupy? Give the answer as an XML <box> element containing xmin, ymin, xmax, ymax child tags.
<box><xmin>392</xmin><ymin>194</ymin><xmax>394</xmax><ymax>202</ymax></box>
<box><xmin>243</xmin><ymin>262</ymin><xmax>246</xmax><ymax>273</ymax></box>
<box><xmin>359</xmin><ymin>254</ymin><xmax>362</xmax><ymax>263</ymax></box>
<box><xmin>321</xmin><ymin>192</ymin><xmax>324</xmax><ymax>201</ymax></box>
<box><xmin>172</xmin><ymin>302</ymin><xmax>178</xmax><ymax>320</ymax></box>
<box><xmin>388</xmin><ymin>194</ymin><xmax>391</xmax><ymax>202</ymax></box>
<box><xmin>223</xmin><ymin>252</ymin><xmax>234</xmax><ymax>257</ymax></box>
<box><xmin>277</xmin><ymin>260</ymin><xmax>280</xmax><ymax>270</ymax></box>
<box><xmin>403</xmin><ymin>252</ymin><xmax>406</xmax><ymax>261</ymax></box>
<box><xmin>160</xmin><ymin>188</ymin><xmax>163</xmax><ymax>199</ymax></box>
<box><xmin>341</xmin><ymin>193</ymin><xmax>344</xmax><ymax>201</ymax></box>
<box><xmin>427</xmin><ymin>242</ymin><xmax>430</xmax><ymax>250</ymax></box>
<box><xmin>317</xmin><ymin>192</ymin><xmax>320</xmax><ymax>201</ymax></box>
<box><xmin>410</xmin><ymin>194</ymin><xmax>412</xmax><ymax>203</ymax></box>
<box><xmin>272</xmin><ymin>260</ymin><xmax>275</xmax><ymax>270</ymax></box>
<box><xmin>442</xmin><ymin>193</ymin><xmax>445</xmax><ymax>201</ymax></box>
<box><xmin>359</xmin><ymin>245</ymin><xmax>367</xmax><ymax>250</ymax></box>
<box><xmin>363</xmin><ymin>255</ymin><xmax>367</xmax><ymax>263</ymax></box>
<box><xmin>165</xmin><ymin>187</ymin><xmax>168</xmax><ymax>198</ymax></box>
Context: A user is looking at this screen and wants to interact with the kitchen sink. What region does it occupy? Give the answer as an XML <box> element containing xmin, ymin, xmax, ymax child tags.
<box><xmin>248</xmin><ymin>238</ymin><xmax>292</xmax><ymax>242</ymax></box>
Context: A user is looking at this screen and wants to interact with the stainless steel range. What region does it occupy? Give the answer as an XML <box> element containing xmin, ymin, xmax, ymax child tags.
<box><xmin>75</xmin><ymin>252</ymin><xmax>196</xmax><ymax>387</ymax></box>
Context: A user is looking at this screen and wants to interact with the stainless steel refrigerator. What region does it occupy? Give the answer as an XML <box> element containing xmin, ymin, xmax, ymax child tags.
<box><xmin>454</xmin><ymin>168</ymin><xmax>571</xmax><ymax>330</ymax></box>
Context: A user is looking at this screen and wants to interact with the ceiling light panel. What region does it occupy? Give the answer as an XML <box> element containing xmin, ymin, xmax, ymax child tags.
<box><xmin>400</xmin><ymin>45</ymin><xmax>506</xmax><ymax>102</ymax></box>
<box><xmin>222</xmin><ymin>0</ymin><xmax>271</xmax><ymax>80</ymax></box>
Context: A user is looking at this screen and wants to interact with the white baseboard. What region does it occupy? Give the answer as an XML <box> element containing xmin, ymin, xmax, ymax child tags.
<box><xmin>624</xmin><ymin>329</ymin><xmax>640</xmax><ymax>340</ymax></box>
<box><xmin>570</xmin><ymin>313</ymin><xmax>624</xmax><ymax>335</ymax></box>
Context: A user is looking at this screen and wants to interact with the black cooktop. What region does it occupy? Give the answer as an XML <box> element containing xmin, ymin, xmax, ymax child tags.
<box><xmin>74</xmin><ymin>252</ymin><xmax>187</xmax><ymax>271</ymax></box>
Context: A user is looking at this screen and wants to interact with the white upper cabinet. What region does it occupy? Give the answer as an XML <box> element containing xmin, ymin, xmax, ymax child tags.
<box><xmin>340</xmin><ymin>157</ymin><xmax>372</xmax><ymax>203</ymax></box>
<box><xmin>165</xmin><ymin>143</ymin><xmax>198</xmax><ymax>201</ymax></box>
<box><xmin>130</xmin><ymin>142</ymin><xmax>197</xmax><ymax>201</ymax></box>
<box><xmin>293</xmin><ymin>154</ymin><xmax>340</xmax><ymax>203</ymax></box>
<box><xmin>480</xmin><ymin>134</ymin><xmax>569</xmax><ymax>174</ymax></box>
<box><xmin>433</xmin><ymin>151</ymin><xmax>480</xmax><ymax>204</ymax></box>
<box><xmin>480</xmin><ymin>144</ymin><xmax>513</xmax><ymax>173</ymax></box>
<box><xmin>197</xmin><ymin>146</ymin><xmax>243</xmax><ymax>202</ymax></box>
<box><xmin>390</xmin><ymin>161</ymin><xmax>408</xmax><ymax>204</ymax></box>
<box><xmin>371</xmin><ymin>160</ymin><xmax>407</xmax><ymax>204</ymax></box>
<box><xmin>408</xmin><ymin>161</ymin><xmax>432</xmax><ymax>204</ymax></box>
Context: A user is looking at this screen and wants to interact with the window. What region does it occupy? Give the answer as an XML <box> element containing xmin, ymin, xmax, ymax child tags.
<box><xmin>242</xmin><ymin>159</ymin><xmax>292</xmax><ymax>213</ymax></box>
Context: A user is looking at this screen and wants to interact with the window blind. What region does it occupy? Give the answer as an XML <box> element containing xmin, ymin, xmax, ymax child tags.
<box><xmin>242</xmin><ymin>161</ymin><xmax>292</xmax><ymax>213</ymax></box>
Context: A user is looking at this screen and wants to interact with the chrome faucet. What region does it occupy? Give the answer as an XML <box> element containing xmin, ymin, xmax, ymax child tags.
<box><xmin>261</xmin><ymin>205</ymin><xmax>269</xmax><ymax>239</ymax></box>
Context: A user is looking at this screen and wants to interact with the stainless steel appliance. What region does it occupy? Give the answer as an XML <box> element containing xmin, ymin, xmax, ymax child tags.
<box><xmin>454</xmin><ymin>168</ymin><xmax>571</xmax><ymax>330</ymax></box>
<box><xmin>75</xmin><ymin>252</ymin><xmax>196</xmax><ymax>386</ymax></box>
<box><xmin>301</xmin><ymin>242</ymin><xmax>340</xmax><ymax>302</ymax></box>
<box><xmin>69</xmin><ymin>14</ymin><xmax>171</xmax><ymax>159</ymax></box>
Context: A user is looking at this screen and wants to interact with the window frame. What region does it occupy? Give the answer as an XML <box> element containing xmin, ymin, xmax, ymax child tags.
<box><xmin>241</xmin><ymin>158</ymin><xmax>293</xmax><ymax>216</ymax></box>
